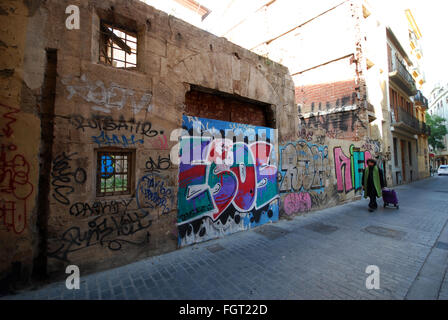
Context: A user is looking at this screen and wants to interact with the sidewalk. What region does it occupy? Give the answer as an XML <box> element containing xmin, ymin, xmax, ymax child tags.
<box><xmin>4</xmin><ymin>176</ymin><xmax>448</xmax><ymax>300</ymax></box>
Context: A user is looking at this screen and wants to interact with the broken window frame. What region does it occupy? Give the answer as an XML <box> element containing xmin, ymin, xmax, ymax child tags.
<box><xmin>99</xmin><ymin>21</ymin><xmax>138</xmax><ymax>69</ymax></box>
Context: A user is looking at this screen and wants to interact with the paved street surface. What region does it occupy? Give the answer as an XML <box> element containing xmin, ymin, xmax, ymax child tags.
<box><xmin>4</xmin><ymin>176</ymin><xmax>448</xmax><ymax>300</ymax></box>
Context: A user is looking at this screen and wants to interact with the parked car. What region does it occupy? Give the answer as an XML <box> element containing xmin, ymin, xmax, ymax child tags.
<box><xmin>438</xmin><ymin>165</ymin><xmax>448</xmax><ymax>176</ymax></box>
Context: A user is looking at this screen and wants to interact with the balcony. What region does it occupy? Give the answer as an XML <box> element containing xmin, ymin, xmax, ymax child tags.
<box><xmin>389</xmin><ymin>55</ymin><xmax>417</xmax><ymax>96</ymax></box>
<box><xmin>391</xmin><ymin>106</ymin><xmax>431</xmax><ymax>136</ymax></box>
<box><xmin>419</xmin><ymin>121</ymin><xmax>431</xmax><ymax>136</ymax></box>
<box><xmin>390</xmin><ymin>106</ymin><xmax>419</xmax><ymax>133</ymax></box>
<box><xmin>414</xmin><ymin>90</ymin><xmax>428</xmax><ymax>108</ymax></box>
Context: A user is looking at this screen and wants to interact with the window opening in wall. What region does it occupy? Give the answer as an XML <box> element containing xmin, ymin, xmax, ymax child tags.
<box><xmin>99</xmin><ymin>21</ymin><xmax>137</xmax><ymax>69</ymax></box>
<box><xmin>96</xmin><ymin>150</ymin><xmax>133</xmax><ymax>196</ymax></box>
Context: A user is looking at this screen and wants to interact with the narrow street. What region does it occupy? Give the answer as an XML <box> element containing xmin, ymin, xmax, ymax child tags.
<box><xmin>4</xmin><ymin>176</ymin><xmax>448</xmax><ymax>300</ymax></box>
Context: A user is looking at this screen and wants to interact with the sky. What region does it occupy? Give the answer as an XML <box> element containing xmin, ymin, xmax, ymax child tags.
<box><xmin>144</xmin><ymin>0</ymin><xmax>448</xmax><ymax>96</ymax></box>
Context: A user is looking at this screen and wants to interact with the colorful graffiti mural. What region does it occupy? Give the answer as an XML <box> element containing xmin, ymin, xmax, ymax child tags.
<box><xmin>177</xmin><ymin>116</ymin><xmax>279</xmax><ymax>246</ymax></box>
<box><xmin>333</xmin><ymin>145</ymin><xmax>373</xmax><ymax>193</ymax></box>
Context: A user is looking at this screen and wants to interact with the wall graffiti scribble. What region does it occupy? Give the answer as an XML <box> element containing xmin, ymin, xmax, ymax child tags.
<box><xmin>150</xmin><ymin>134</ymin><xmax>169</xmax><ymax>150</ymax></box>
<box><xmin>91</xmin><ymin>131</ymin><xmax>144</xmax><ymax>148</ymax></box>
<box><xmin>137</xmin><ymin>173</ymin><xmax>174</xmax><ymax>215</ymax></box>
<box><xmin>69</xmin><ymin>199</ymin><xmax>134</xmax><ymax>217</ymax></box>
<box><xmin>361</xmin><ymin>138</ymin><xmax>381</xmax><ymax>154</ymax></box>
<box><xmin>62</xmin><ymin>74</ymin><xmax>153</xmax><ymax>114</ymax></box>
<box><xmin>0</xmin><ymin>144</ymin><xmax>34</xmax><ymax>234</ymax></box>
<box><xmin>51</xmin><ymin>152</ymin><xmax>86</xmax><ymax>205</ymax></box>
<box><xmin>70</xmin><ymin>114</ymin><xmax>160</xmax><ymax>138</ymax></box>
<box><xmin>0</xmin><ymin>103</ymin><xmax>19</xmax><ymax>138</ymax></box>
<box><xmin>0</xmin><ymin>103</ymin><xmax>34</xmax><ymax>234</ymax></box>
<box><xmin>297</xmin><ymin>127</ymin><xmax>314</xmax><ymax>142</ymax></box>
<box><xmin>145</xmin><ymin>155</ymin><xmax>171</xmax><ymax>172</ymax></box>
<box><xmin>48</xmin><ymin>211</ymin><xmax>151</xmax><ymax>262</ymax></box>
<box><xmin>298</xmin><ymin>104</ymin><xmax>366</xmax><ymax>140</ymax></box>
<box><xmin>283</xmin><ymin>192</ymin><xmax>312</xmax><ymax>215</ymax></box>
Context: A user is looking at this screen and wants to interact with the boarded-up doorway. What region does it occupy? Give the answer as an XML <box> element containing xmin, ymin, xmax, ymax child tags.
<box><xmin>184</xmin><ymin>86</ymin><xmax>273</xmax><ymax>127</ymax></box>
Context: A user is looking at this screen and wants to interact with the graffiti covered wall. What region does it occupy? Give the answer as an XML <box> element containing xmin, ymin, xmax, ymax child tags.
<box><xmin>1</xmin><ymin>0</ymin><xmax>296</xmax><ymax>284</ymax></box>
<box><xmin>1</xmin><ymin>0</ymin><xmax>294</xmax><ymax>281</ymax></box>
<box><xmin>46</xmin><ymin>70</ymin><xmax>178</xmax><ymax>273</ymax></box>
<box><xmin>178</xmin><ymin>116</ymin><xmax>279</xmax><ymax>246</ymax></box>
<box><xmin>279</xmin><ymin>140</ymin><xmax>332</xmax><ymax>215</ymax></box>
<box><xmin>278</xmin><ymin>138</ymin><xmax>381</xmax><ymax>216</ymax></box>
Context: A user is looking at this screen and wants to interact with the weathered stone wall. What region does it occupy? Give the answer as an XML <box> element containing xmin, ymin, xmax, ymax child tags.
<box><xmin>1</xmin><ymin>0</ymin><xmax>296</xmax><ymax>285</ymax></box>
<box><xmin>0</xmin><ymin>0</ymin><xmax>43</xmax><ymax>289</ymax></box>
<box><xmin>1</xmin><ymin>0</ymin><xmax>394</xmax><ymax>288</ymax></box>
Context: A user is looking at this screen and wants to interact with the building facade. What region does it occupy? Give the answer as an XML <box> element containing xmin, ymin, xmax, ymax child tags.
<box><xmin>404</xmin><ymin>9</ymin><xmax>430</xmax><ymax>181</ymax></box>
<box><xmin>428</xmin><ymin>83</ymin><xmax>448</xmax><ymax>166</ymax></box>
<box><xmin>206</xmin><ymin>0</ymin><xmax>431</xmax><ymax>186</ymax></box>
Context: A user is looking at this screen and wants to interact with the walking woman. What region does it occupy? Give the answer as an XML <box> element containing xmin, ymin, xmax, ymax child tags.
<box><xmin>362</xmin><ymin>159</ymin><xmax>385</xmax><ymax>212</ymax></box>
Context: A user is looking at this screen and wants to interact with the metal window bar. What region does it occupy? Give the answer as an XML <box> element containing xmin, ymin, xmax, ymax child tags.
<box><xmin>103</xmin><ymin>46</ymin><xmax>137</xmax><ymax>65</ymax></box>
<box><xmin>99</xmin><ymin>22</ymin><xmax>137</xmax><ymax>69</ymax></box>
<box><xmin>97</xmin><ymin>151</ymin><xmax>131</xmax><ymax>196</ymax></box>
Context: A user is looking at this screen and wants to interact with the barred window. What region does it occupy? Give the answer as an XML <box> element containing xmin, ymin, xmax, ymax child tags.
<box><xmin>99</xmin><ymin>21</ymin><xmax>137</xmax><ymax>69</ymax></box>
<box><xmin>97</xmin><ymin>150</ymin><xmax>134</xmax><ymax>196</ymax></box>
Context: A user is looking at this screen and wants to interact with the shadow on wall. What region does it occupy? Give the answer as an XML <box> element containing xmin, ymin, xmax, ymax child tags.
<box><xmin>295</xmin><ymin>79</ymin><xmax>366</xmax><ymax>141</ymax></box>
<box><xmin>298</xmin><ymin>108</ymin><xmax>366</xmax><ymax>141</ymax></box>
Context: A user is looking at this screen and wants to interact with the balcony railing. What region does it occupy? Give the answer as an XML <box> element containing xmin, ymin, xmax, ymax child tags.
<box><xmin>419</xmin><ymin>121</ymin><xmax>431</xmax><ymax>136</ymax></box>
<box><xmin>391</xmin><ymin>106</ymin><xmax>431</xmax><ymax>136</ymax></box>
<box><xmin>414</xmin><ymin>90</ymin><xmax>428</xmax><ymax>108</ymax></box>
<box><xmin>389</xmin><ymin>55</ymin><xmax>417</xmax><ymax>96</ymax></box>
<box><xmin>391</xmin><ymin>106</ymin><xmax>419</xmax><ymax>132</ymax></box>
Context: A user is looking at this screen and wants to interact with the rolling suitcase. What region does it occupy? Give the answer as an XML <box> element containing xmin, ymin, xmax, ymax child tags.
<box><xmin>382</xmin><ymin>188</ymin><xmax>399</xmax><ymax>209</ymax></box>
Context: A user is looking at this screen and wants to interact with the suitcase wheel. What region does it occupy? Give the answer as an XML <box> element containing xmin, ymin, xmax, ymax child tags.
<box><xmin>396</xmin><ymin>205</ymin><xmax>399</xmax><ymax>210</ymax></box>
